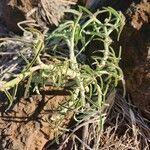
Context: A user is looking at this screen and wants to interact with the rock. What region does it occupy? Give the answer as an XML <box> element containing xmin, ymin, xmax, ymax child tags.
<box><xmin>120</xmin><ymin>22</ymin><xmax>150</xmax><ymax>119</ymax></box>
<box><xmin>0</xmin><ymin>0</ymin><xmax>107</xmax><ymax>34</ymax></box>
<box><xmin>0</xmin><ymin>0</ymin><xmax>78</xmax><ymax>33</ymax></box>
<box><xmin>127</xmin><ymin>0</ymin><xmax>150</xmax><ymax>30</ymax></box>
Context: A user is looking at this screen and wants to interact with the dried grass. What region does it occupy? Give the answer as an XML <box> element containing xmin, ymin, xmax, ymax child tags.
<box><xmin>101</xmin><ymin>93</ymin><xmax>150</xmax><ymax>150</ymax></box>
<box><xmin>49</xmin><ymin>92</ymin><xmax>150</xmax><ymax>150</ymax></box>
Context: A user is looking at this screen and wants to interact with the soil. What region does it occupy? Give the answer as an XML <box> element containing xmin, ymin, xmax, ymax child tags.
<box><xmin>0</xmin><ymin>87</ymin><xmax>72</xmax><ymax>150</ymax></box>
<box><xmin>0</xmin><ymin>0</ymin><xmax>150</xmax><ymax>150</ymax></box>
